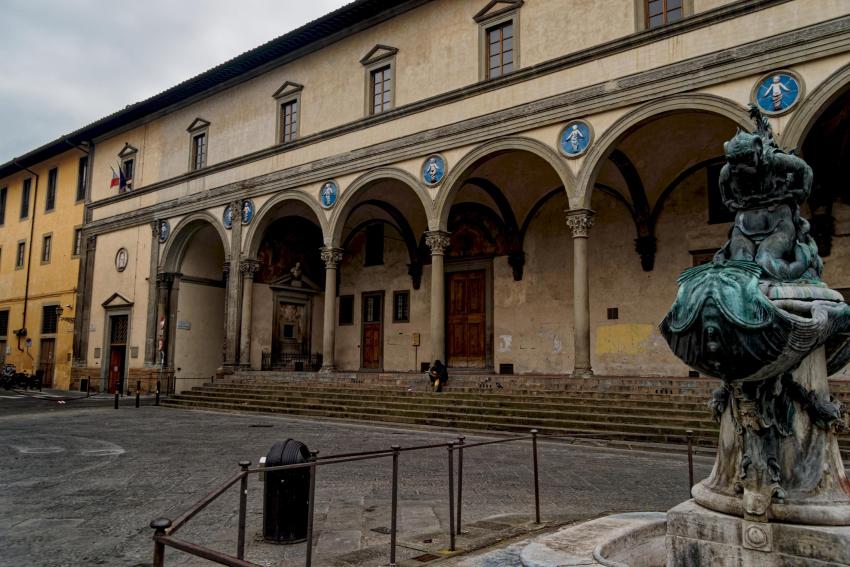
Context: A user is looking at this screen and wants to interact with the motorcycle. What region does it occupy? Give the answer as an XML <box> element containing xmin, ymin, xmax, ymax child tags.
<box><xmin>0</xmin><ymin>364</ymin><xmax>34</xmax><ymax>390</ymax></box>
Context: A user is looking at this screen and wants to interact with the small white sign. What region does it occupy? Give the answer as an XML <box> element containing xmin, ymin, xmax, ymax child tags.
<box><xmin>89</xmin><ymin>324</ymin><xmax>96</xmax><ymax>332</ymax></box>
<box><xmin>177</xmin><ymin>320</ymin><xmax>191</xmax><ymax>330</ymax></box>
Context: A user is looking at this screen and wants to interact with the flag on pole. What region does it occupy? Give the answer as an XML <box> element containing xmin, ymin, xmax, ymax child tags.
<box><xmin>110</xmin><ymin>167</ymin><xmax>119</xmax><ymax>189</ymax></box>
<box><xmin>119</xmin><ymin>166</ymin><xmax>128</xmax><ymax>193</ymax></box>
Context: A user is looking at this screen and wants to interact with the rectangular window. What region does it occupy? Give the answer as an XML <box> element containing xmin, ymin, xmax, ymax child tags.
<box><xmin>392</xmin><ymin>291</ymin><xmax>410</xmax><ymax>323</ymax></box>
<box><xmin>607</xmin><ymin>307</ymin><xmax>619</xmax><ymax>320</ymax></box>
<box><xmin>370</xmin><ymin>65</ymin><xmax>392</xmax><ymax>115</ymax></box>
<box><xmin>191</xmin><ymin>133</ymin><xmax>207</xmax><ymax>170</ymax></box>
<box><xmin>45</xmin><ymin>168</ymin><xmax>57</xmax><ymax>211</ymax></box>
<box><xmin>73</xmin><ymin>228</ymin><xmax>83</xmax><ymax>257</ymax></box>
<box><xmin>0</xmin><ymin>310</ymin><xmax>8</xmax><ymax>337</ymax></box>
<box><xmin>41</xmin><ymin>235</ymin><xmax>52</xmax><ymax>263</ymax></box>
<box><xmin>646</xmin><ymin>0</ymin><xmax>683</xmax><ymax>28</ymax></box>
<box><xmin>280</xmin><ymin>100</ymin><xmax>298</xmax><ymax>143</ymax></box>
<box><xmin>20</xmin><ymin>178</ymin><xmax>31</xmax><ymax>219</ymax></box>
<box><xmin>339</xmin><ymin>295</ymin><xmax>354</xmax><ymax>326</ymax></box>
<box><xmin>76</xmin><ymin>156</ymin><xmax>88</xmax><ymax>202</ymax></box>
<box><xmin>486</xmin><ymin>21</ymin><xmax>514</xmax><ymax>79</ymax></box>
<box><xmin>364</xmin><ymin>224</ymin><xmax>384</xmax><ymax>266</ymax></box>
<box><xmin>0</xmin><ymin>186</ymin><xmax>6</xmax><ymax>225</ymax></box>
<box><xmin>41</xmin><ymin>305</ymin><xmax>58</xmax><ymax>335</ymax></box>
<box><xmin>15</xmin><ymin>241</ymin><xmax>25</xmax><ymax>268</ymax></box>
<box><xmin>122</xmin><ymin>158</ymin><xmax>134</xmax><ymax>191</ymax></box>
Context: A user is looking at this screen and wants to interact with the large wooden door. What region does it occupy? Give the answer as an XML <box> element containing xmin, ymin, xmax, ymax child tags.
<box><xmin>447</xmin><ymin>270</ymin><xmax>486</xmax><ymax>368</ymax></box>
<box><xmin>38</xmin><ymin>339</ymin><xmax>55</xmax><ymax>388</ymax></box>
<box><xmin>361</xmin><ymin>293</ymin><xmax>383</xmax><ymax>369</ymax></box>
<box><xmin>107</xmin><ymin>347</ymin><xmax>125</xmax><ymax>394</ymax></box>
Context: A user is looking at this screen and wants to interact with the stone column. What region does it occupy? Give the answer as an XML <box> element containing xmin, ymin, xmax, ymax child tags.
<box><xmin>223</xmin><ymin>200</ymin><xmax>243</xmax><ymax>371</ymax></box>
<box><xmin>145</xmin><ymin>221</ymin><xmax>162</xmax><ymax>366</ymax></box>
<box><xmin>155</xmin><ymin>272</ymin><xmax>174</xmax><ymax>368</ymax></box>
<box><xmin>319</xmin><ymin>247</ymin><xmax>344</xmax><ymax>372</ymax></box>
<box><xmin>565</xmin><ymin>209</ymin><xmax>595</xmax><ymax>378</ymax></box>
<box><xmin>425</xmin><ymin>231</ymin><xmax>450</xmax><ymax>365</ymax></box>
<box><xmin>238</xmin><ymin>259</ymin><xmax>259</xmax><ymax>368</ymax></box>
<box><xmin>73</xmin><ymin>233</ymin><xmax>97</xmax><ymax>365</ymax></box>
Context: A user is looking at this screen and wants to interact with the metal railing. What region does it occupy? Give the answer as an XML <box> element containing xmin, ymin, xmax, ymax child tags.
<box><xmin>149</xmin><ymin>429</ymin><xmax>699</xmax><ymax>567</ymax></box>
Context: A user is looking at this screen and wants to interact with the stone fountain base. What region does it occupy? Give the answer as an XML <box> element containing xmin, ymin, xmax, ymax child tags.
<box><xmin>667</xmin><ymin>499</ymin><xmax>850</xmax><ymax>566</ymax></box>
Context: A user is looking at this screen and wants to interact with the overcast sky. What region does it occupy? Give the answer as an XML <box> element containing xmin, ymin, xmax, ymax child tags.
<box><xmin>0</xmin><ymin>0</ymin><xmax>351</xmax><ymax>163</ymax></box>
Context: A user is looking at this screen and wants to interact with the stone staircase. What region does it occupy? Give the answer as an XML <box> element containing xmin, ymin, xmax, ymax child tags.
<box><xmin>162</xmin><ymin>373</ymin><xmax>850</xmax><ymax>459</ymax></box>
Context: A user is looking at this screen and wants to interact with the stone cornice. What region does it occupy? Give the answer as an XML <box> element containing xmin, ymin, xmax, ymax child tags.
<box><xmin>83</xmin><ymin>14</ymin><xmax>850</xmax><ymax>237</ymax></box>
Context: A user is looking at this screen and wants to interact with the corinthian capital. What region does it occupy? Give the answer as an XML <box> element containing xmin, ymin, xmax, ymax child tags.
<box><xmin>565</xmin><ymin>209</ymin><xmax>596</xmax><ymax>239</ymax></box>
<box><xmin>425</xmin><ymin>230</ymin><xmax>451</xmax><ymax>256</ymax></box>
<box><xmin>320</xmin><ymin>247</ymin><xmax>344</xmax><ymax>269</ymax></box>
<box><xmin>240</xmin><ymin>259</ymin><xmax>260</xmax><ymax>278</ymax></box>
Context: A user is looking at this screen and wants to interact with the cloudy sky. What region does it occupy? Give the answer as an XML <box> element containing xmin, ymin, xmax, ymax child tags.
<box><xmin>0</xmin><ymin>0</ymin><xmax>350</xmax><ymax>163</ymax></box>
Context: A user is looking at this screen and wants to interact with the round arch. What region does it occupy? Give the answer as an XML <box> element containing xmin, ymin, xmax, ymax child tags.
<box><xmin>328</xmin><ymin>167</ymin><xmax>433</xmax><ymax>247</ymax></box>
<box><xmin>243</xmin><ymin>191</ymin><xmax>329</xmax><ymax>259</ymax></box>
<box><xmin>782</xmin><ymin>61</ymin><xmax>850</xmax><ymax>152</ymax></box>
<box><xmin>435</xmin><ymin>136</ymin><xmax>576</xmax><ymax>230</ymax></box>
<box><xmin>160</xmin><ymin>211</ymin><xmax>230</xmax><ymax>273</ymax></box>
<box><xmin>575</xmin><ymin>94</ymin><xmax>751</xmax><ymax>208</ymax></box>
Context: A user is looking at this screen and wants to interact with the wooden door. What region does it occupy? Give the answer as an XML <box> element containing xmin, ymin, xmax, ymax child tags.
<box><xmin>447</xmin><ymin>270</ymin><xmax>486</xmax><ymax>368</ymax></box>
<box><xmin>108</xmin><ymin>347</ymin><xmax>125</xmax><ymax>394</ymax></box>
<box><xmin>38</xmin><ymin>339</ymin><xmax>55</xmax><ymax>388</ymax></box>
<box><xmin>361</xmin><ymin>293</ymin><xmax>383</xmax><ymax>369</ymax></box>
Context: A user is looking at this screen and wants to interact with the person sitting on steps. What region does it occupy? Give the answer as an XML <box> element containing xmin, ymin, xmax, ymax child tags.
<box><xmin>428</xmin><ymin>360</ymin><xmax>448</xmax><ymax>392</ymax></box>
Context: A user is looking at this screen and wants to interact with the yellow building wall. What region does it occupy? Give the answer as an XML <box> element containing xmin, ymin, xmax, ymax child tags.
<box><xmin>0</xmin><ymin>149</ymin><xmax>86</xmax><ymax>388</ymax></box>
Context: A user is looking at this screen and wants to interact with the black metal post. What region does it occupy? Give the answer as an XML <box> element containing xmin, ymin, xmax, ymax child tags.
<box><xmin>86</xmin><ymin>377</ymin><xmax>90</xmax><ymax>398</ymax></box>
<box><xmin>531</xmin><ymin>429</ymin><xmax>540</xmax><ymax>524</ymax></box>
<box><xmin>305</xmin><ymin>449</ymin><xmax>319</xmax><ymax>567</ymax></box>
<box><xmin>237</xmin><ymin>460</ymin><xmax>250</xmax><ymax>559</ymax></box>
<box><xmin>114</xmin><ymin>391</ymin><xmax>119</xmax><ymax>409</ymax></box>
<box><xmin>135</xmin><ymin>380</ymin><xmax>141</xmax><ymax>408</ymax></box>
<box><xmin>37</xmin><ymin>372</ymin><xmax>42</xmax><ymax>392</ymax></box>
<box><xmin>150</xmin><ymin>517</ymin><xmax>172</xmax><ymax>567</ymax></box>
<box><xmin>155</xmin><ymin>380</ymin><xmax>161</xmax><ymax>406</ymax></box>
<box><xmin>686</xmin><ymin>430</ymin><xmax>694</xmax><ymax>492</ymax></box>
<box><xmin>447</xmin><ymin>442</ymin><xmax>455</xmax><ymax>552</ymax></box>
<box><xmin>456</xmin><ymin>436</ymin><xmax>464</xmax><ymax>535</ymax></box>
<box><xmin>390</xmin><ymin>445</ymin><xmax>400</xmax><ymax>566</ymax></box>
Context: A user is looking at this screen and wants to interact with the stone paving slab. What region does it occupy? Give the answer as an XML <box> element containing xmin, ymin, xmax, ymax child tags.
<box><xmin>0</xmin><ymin>397</ymin><xmax>713</xmax><ymax>567</ymax></box>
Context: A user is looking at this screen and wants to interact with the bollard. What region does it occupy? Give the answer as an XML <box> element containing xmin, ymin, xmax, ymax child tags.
<box><xmin>86</xmin><ymin>377</ymin><xmax>90</xmax><ymax>398</ymax></box>
<box><xmin>686</xmin><ymin>430</ymin><xmax>695</xmax><ymax>492</ymax></box>
<box><xmin>456</xmin><ymin>436</ymin><xmax>465</xmax><ymax>535</ymax></box>
<box><xmin>305</xmin><ymin>449</ymin><xmax>319</xmax><ymax>567</ymax></box>
<box><xmin>114</xmin><ymin>391</ymin><xmax>119</xmax><ymax>409</ymax></box>
<box><xmin>237</xmin><ymin>460</ymin><xmax>251</xmax><ymax>559</ymax></box>
<box><xmin>150</xmin><ymin>517</ymin><xmax>172</xmax><ymax>567</ymax></box>
<box><xmin>155</xmin><ymin>380</ymin><xmax>161</xmax><ymax>406</ymax></box>
<box><xmin>531</xmin><ymin>429</ymin><xmax>540</xmax><ymax>524</ymax></box>
<box><xmin>447</xmin><ymin>442</ymin><xmax>456</xmax><ymax>552</ymax></box>
<box><xmin>390</xmin><ymin>445</ymin><xmax>400</xmax><ymax>566</ymax></box>
<box><xmin>135</xmin><ymin>389</ymin><xmax>140</xmax><ymax>408</ymax></box>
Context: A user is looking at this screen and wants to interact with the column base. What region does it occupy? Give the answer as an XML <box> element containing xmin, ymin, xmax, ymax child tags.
<box><xmin>571</xmin><ymin>368</ymin><xmax>594</xmax><ymax>378</ymax></box>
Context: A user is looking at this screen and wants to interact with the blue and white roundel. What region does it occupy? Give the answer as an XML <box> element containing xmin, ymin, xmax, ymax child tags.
<box><xmin>241</xmin><ymin>200</ymin><xmax>254</xmax><ymax>225</ymax></box>
<box><xmin>559</xmin><ymin>121</ymin><xmax>592</xmax><ymax>157</ymax></box>
<box><xmin>320</xmin><ymin>181</ymin><xmax>338</xmax><ymax>209</ymax></box>
<box><xmin>158</xmin><ymin>220</ymin><xmax>170</xmax><ymax>243</ymax></box>
<box><xmin>422</xmin><ymin>155</ymin><xmax>446</xmax><ymax>186</ymax></box>
<box><xmin>755</xmin><ymin>73</ymin><xmax>801</xmax><ymax>115</ymax></box>
<box><xmin>223</xmin><ymin>205</ymin><xmax>234</xmax><ymax>229</ymax></box>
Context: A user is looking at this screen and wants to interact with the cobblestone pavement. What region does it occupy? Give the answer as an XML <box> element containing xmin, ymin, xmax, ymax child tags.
<box><xmin>0</xmin><ymin>394</ymin><xmax>713</xmax><ymax>567</ymax></box>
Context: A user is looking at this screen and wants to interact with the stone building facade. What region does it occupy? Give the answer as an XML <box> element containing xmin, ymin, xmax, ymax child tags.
<box><xmin>7</xmin><ymin>0</ymin><xmax>848</xmax><ymax>393</ymax></box>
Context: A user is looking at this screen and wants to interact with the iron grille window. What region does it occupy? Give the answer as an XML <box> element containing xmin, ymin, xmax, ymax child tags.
<box><xmin>370</xmin><ymin>65</ymin><xmax>392</xmax><ymax>115</ymax></box>
<box><xmin>339</xmin><ymin>295</ymin><xmax>354</xmax><ymax>326</ymax></box>
<box><xmin>73</xmin><ymin>229</ymin><xmax>82</xmax><ymax>257</ymax></box>
<box><xmin>16</xmin><ymin>242</ymin><xmax>25</xmax><ymax>268</ymax></box>
<box><xmin>41</xmin><ymin>305</ymin><xmax>58</xmax><ymax>334</ymax></box>
<box><xmin>191</xmin><ymin>133</ymin><xmax>207</xmax><ymax>170</ymax></box>
<box><xmin>363</xmin><ymin>295</ymin><xmax>382</xmax><ymax>323</ymax></box>
<box><xmin>607</xmin><ymin>307</ymin><xmax>619</xmax><ymax>320</ymax></box>
<box><xmin>110</xmin><ymin>315</ymin><xmax>128</xmax><ymax>345</ymax></box>
<box><xmin>486</xmin><ymin>21</ymin><xmax>514</xmax><ymax>78</ymax></box>
<box><xmin>364</xmin><ymin>224</ymin><xmax>384</xmax><ymax>266</ymax></box>
<box><xmin>76</xmin><ymin>156</ymin><xmax>88</xmax><ymax>202</ymax></box>
<box><xmin>393</xmin><ymin>291</ymin><xmax>410</xmax><ymax>323</ymax></box>
<box><xmin>0</xmin><ymin>186</ymin><xmax>6</xmax><ymax>224</ymax></box>
<box><xmin>41</xmin><ymin>235</ymin><xmax>51</xmax><ymax>263</ymax></box>
<box><xmin>45</xmin><ymin>168</ymin><xmax>57</xmax><ymax>211</ymax></box>
<box><xmin>280</xmin><ymin>100</ymin><xmax>298</xmax><ymax>143</ymax></box>
<box><xmin>646</xmin><ymin>0</ymin><xmax>683</xmax><ymax>28</ymax></box>
<box><xmin>0</xmin><ymin>311</ymin><xmax>8</xmax><ymax>337</ymax></box>
<box><xmin>20</xmin><ymin>178</ymin><xmax>31</xmax><ymax>219</ymax></box>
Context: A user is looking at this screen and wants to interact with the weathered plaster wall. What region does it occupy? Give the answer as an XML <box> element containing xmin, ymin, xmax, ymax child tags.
<box><xmin>173</xmin><ymin>282</ymin><xmax>225</xmax><ymax>391</ymax></box>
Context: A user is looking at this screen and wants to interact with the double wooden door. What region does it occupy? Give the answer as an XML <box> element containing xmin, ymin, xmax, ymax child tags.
<box><xmin>361</xmin><ymin>292</ymin><xmax>383</xmax><ymax>369</ymax></box>
<box><xmin>38</xmin><ymin>338</ymin><xmax>55</xmax><ymax>388</ymax></box>
<box><xmin>447</xmin><ymin>270</ymin><xmax>486</xmax><ymax>368</ymax></box>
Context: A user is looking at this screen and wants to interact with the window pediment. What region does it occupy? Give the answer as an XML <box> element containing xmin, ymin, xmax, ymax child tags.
<box><xmin>272</xmin><ymin>81</ymin><xmax>304</xmax><ymax>100</ymax></box>
<box><xmin>474</xmin><ymin>0</ymin><xmax>523</xmax><ymax>23</ymax></box>
<box><xmin>360</xmin><ymin>44</ymin><xmax>398</xmax><ymax>66</ymax></box>
<box><xmin>187</xmin><ymin>117</ymin><xmax>210</xmax><ymax>132</ymax></box>
<box><xmin>117</xmin><ymin>142</ymin><xmax>138</xmax><ymax>158</ymax></box>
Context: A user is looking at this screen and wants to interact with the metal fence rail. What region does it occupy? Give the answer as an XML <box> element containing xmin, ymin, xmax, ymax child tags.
<box><xmin>149</xmin><ymin>429</ymin><xmax>697</xmax><ymax>567</ymax></box>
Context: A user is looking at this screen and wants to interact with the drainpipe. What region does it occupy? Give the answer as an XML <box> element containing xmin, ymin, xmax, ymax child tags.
<box><xmin>11</xmin><ymin>159</ymin><xmax>39</xmax><ymax>353</ymax></box>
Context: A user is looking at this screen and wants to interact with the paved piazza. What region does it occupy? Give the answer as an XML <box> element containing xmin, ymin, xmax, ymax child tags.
<box><xmin>0</xmin><ymin>394</ymin><xmax>713</xmax><ymax>566</ymax></box>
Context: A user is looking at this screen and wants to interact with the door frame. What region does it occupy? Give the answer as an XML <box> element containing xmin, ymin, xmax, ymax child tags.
<box><xmin>359</xmin><ymin>290</ymin><xmax>385</xmax><ymax>371</ymax></box>
<box><xmin>100</xmin><ymin>306</ymin><xmax>132</xmax><ymax>393</ymax></box>
<box><xmin>271</xmin><ymin>289</ymin><xmax>314</xmax><ymax>361</ymax></box>
<box><xmin>445</xmin><ymin>259</ymin><xmax>494</xmax><ymax>371</ymax></box>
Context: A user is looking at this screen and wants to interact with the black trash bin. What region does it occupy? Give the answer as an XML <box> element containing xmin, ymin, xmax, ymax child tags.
<box><xmin>263</xmin><ymin>439</ymin><xmax>311</xmax><ymax>543</ymax></box>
